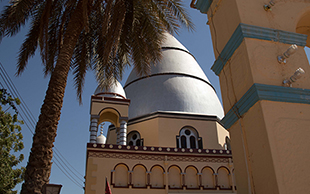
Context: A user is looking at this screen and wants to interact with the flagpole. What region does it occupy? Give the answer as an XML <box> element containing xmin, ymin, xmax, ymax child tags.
<box><xmin>105</xmin><ymin>176</ymin><xmax>112</xmax><ymax>194</ymax></box>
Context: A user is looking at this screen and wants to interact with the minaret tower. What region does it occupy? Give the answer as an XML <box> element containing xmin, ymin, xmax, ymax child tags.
<box><xmin>192</xmin><ymin>0</ymin><xmax>310</xmax><ymax>194</ymax></box>
<box><xmin>89</xmin><ymin>80</ymin><xmax>130</xmax><ymax>145</ymax></box>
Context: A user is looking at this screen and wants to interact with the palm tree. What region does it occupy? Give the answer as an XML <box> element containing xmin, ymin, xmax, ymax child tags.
<box><xmin>0</xmin><ymin>0</ymin><xmax>193</xmax><ymax>193</ymax></box>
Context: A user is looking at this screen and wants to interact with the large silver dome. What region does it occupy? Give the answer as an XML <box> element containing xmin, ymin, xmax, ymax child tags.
<box><xmin>124</xmin><ymin>33</ymin><xmax>224</xmax><ymax>119</ymax></box>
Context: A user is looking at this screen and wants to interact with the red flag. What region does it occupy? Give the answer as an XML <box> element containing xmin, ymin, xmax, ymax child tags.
<box><xmin>105</xmin><ymin>177</ymin><xmax>112</xmax><ymax>194</ymax></box>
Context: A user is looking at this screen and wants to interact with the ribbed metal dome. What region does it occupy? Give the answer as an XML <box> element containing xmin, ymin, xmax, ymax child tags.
<box><xmin>124</xmin><ymin>33</ymin><xmax>224</xmax><ymax>119</ymax></box>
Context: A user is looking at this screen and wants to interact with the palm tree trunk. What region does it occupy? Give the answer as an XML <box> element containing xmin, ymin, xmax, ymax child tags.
<box><xmin>21</xmin><ymin>2</ymin><xmax>85</xmax><ymax>193</ymax></box>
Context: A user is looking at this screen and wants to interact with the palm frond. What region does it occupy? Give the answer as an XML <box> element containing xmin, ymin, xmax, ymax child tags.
<box><xmin>16</xmin><ymin>6</ymin><xmax>44</xmax><ymax>75</ymax></box>
<box><xmin>39</xmin><ymin>0</ymin><xmax>53</xmax><ymax>66</ymax></box>
<box><xmin>165</xmin><ymin>0</ymin><xmax>194</xmax><ymax>31</ymax></box>
<box><xmin>71</xmin><ymin>30</ymin><xmax>92</xmax><ymax>103</ymax></box>
<box><xmin>0</xmin><ymin>0</ymin><xmax>41</xmax><ymax>41</ymax></box>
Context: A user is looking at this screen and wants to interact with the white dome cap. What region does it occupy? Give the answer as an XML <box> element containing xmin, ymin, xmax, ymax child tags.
<box><xmin>124</xmin><ymin>33</ymin><xmax>224</xmax><ymax>119</ymax></box>
<box><xmin>96</xmin><ymin>134</ymin><xmax>106</xmax><ymax>144</ymax></box>
<box><xmin>94</xmin><ymin>80</ymin><xmax>126</xmax><ymax>99</ymax></box>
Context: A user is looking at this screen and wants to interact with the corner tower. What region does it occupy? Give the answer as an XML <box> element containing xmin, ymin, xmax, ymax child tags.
<box><xmin>192</xmin><ymin>0</ymin><xmax>310</xmax><ymax>194</ymax></box>
<box><xmin>89</xmin><ymin>80</ymin><xmax>130</xmax><ymax>145</ymax></box>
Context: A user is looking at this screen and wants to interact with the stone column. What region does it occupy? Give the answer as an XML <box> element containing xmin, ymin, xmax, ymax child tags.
<box><xmin>119</xmin><ymin>120</ymin><xmax>127</xmax><ymax>145</ymax></box>
<box><xmin>89</xmin><ymin>118</ymin><xmax>98</xmax><ymax>143</ymax></box>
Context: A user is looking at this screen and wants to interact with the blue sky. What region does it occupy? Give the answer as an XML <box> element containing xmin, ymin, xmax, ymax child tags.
<box><xmin>0</xmin><ymin>1</ymin><xmax>309</xmax><ymax>194</ymax></box>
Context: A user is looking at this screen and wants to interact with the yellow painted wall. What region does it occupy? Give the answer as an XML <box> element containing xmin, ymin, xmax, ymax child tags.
<box><xmin>127</xmin><ymin>116</ymin><xmax>228</xmax><ymax>149</ymax></box>
<box><xmin>208</xmin><ymin>0</ymin><xmax>241</xmax><ymax>57</ymax></box>
<box><xmin>219</xmin><ymin>39</ymin><xmax>310</xmax><ymax>113</ymax></box>
<box><xmin>229</xmin><ymin>100</ymin><xmax>310</xmax><ymax>194</ymax></box>
<box><xmin>229</xmin><ymin>102</ymin><xmax>279</xmax><ymax>194</ymax></box>
<box><xmin>261</xmin><ymin>101</ymin><xmax>310</xmax><ymax>194</ymax></box>
<box><xmin>128</xmin><ymin>119</ymin><xmax>159</xmax><ymax>146</ymax></box>
<box><xmin>84</xmin><ymin>158</ymin><xmax>98</xmax><ymax>194</ymax></box>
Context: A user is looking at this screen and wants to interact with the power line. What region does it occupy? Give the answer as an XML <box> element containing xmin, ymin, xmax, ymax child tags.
<box><xmin>0</xmin><ymin>62</ymin><xmax>85</xmax><ymax>189</ymax></box>
<box><xmin>52</xmin><ymin>155</ymin><xmax>84</xmax><ymax>188</ymax></box>
<box><xmin>53</xmin><ymin>150</ymin><xmax>84</xmax><ymax>182</ymax></box>
<box><xmin>0</xmin><ymin>64</ymin><xmax>37</xmax><ymax>131</ymax></box>
<box><xmin>53</xmin><ymin>159</ymin><xmax>84</xmax><ymax>189</ymax></box>
<box><xmin>54</xmin><ymin>147</ymin><xmax>85</xmax><ymax>178</ymax></box>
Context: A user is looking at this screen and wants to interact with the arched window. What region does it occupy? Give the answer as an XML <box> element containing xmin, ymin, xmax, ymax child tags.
<box><xmin>176</xmin><ymin>127</ymin><xmax>202</xmax><ymax>149</ymax></box>
<box><xmin>127</xmin><ymin>131</ymin><xmax>143</xmax><ymax>146</ymax></box>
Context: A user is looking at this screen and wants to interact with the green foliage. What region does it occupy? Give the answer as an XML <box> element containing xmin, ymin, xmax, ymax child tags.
<box><xmin>0</xmin><ymin>89</ymin><xmax>25</xmax><ymax>194</ymax></box>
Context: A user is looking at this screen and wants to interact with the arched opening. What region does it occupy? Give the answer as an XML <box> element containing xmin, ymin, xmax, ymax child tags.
<box><xmin>98</xmin><ymin>108</ymin><xmax>120</xmax><ymax>127</ymax></box>
<box><xmin>96</xmin><ymin>121</ymin><xmax>117</xmax><ymax>144</ymax></box>
<box><xmin>132</xmin><ymin>165</ymin><xmax>147</xmax><ymax>187</ymax></box>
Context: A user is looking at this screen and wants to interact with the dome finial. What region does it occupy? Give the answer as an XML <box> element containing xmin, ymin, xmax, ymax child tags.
<box><xmin>96</xmin><ymin>123</ymin><xmax>106</xmax><ymax>144</ymax></box>
<box><xmin>100</xmin><ymin>123</ymin><xmax>105</xmax><ymax>135</ymax></box>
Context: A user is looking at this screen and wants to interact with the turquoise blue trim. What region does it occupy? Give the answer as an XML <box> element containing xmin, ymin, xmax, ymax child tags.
<box><xmin>221</xmin><ymin>84</ymin><xmax>310</xmax><ymax>129</ymax></box>
<box><xmin>211</xmin><ymin>23</ymin><xmax>308</xmax><ymax>76</ymax></box>
<box><xmin>195</xmin><ymin>0</ymin><xmax>213</xmax><ymax>14</ymax></box>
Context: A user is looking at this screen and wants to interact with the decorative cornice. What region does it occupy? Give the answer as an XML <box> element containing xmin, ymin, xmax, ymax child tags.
<box><xmin>211</xmin><ymin>23</ymin><xmax>308</xmax><ymax>76</ymax></box>
<box><xmin>221</xmin><ymin>84</ymin><xmax>310</xmax><ymax>129</ymax></box>
<box><xmin>194</xmin><ymin>0</ymin><xmax>213</xmax><ymax>14</ymax></box>
<box><xmin>87</xmin><ymin>143</ymin><xmax>232</xmax><ymax>156</ymax></box>
<box><xmin>88</xmin><ymin>150</ymin><xmax>230</xmax><ymax>163</ymax></box>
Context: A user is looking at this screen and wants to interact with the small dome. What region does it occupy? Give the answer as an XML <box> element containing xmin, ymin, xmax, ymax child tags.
<box><xmin>96</xmin><ymin>134</ymin><xmax>106</xmax><ymax>144</ymax></box>
<box><xmin>124</xmin><ymin>33</ymin><xmax>224</xmax><ymax>119</ymax></box>
<box><xmin>94</xmin><ymin>80</ymin><xmax>126</xmax><ymax>99</ymax></box>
